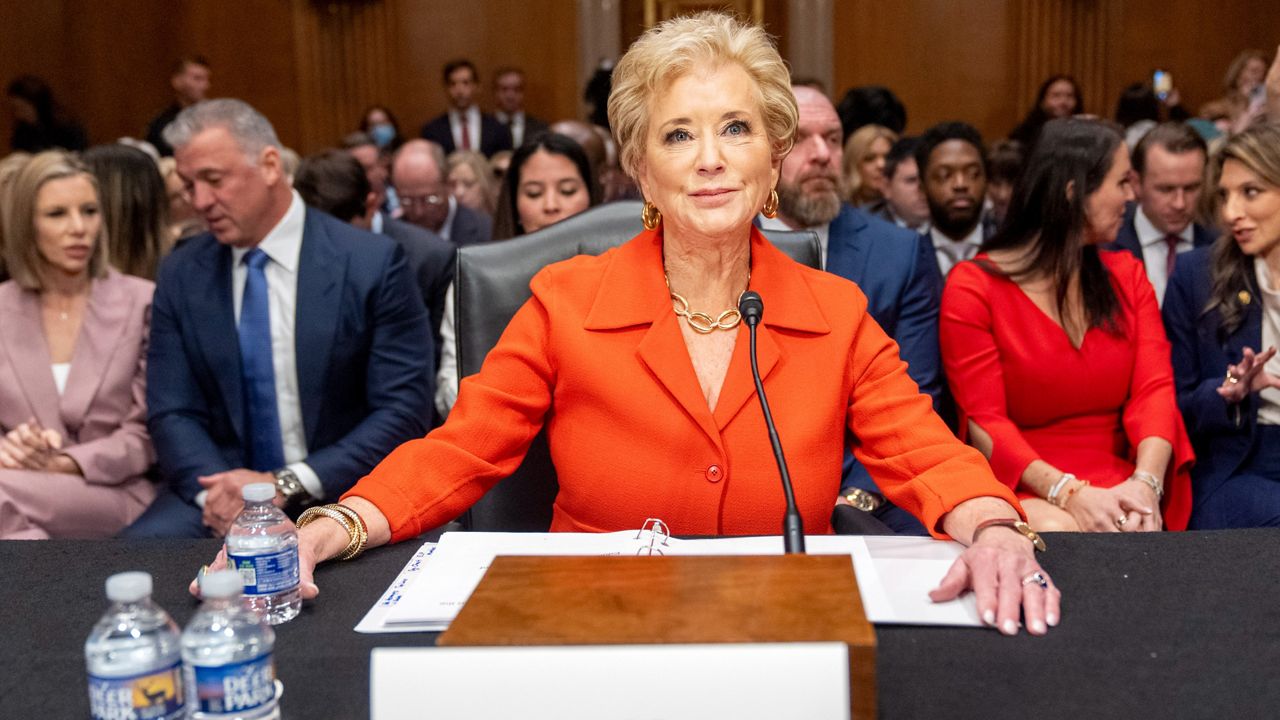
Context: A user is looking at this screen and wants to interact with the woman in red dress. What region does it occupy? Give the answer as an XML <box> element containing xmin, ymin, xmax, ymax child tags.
<box><xmin>941</xmin><ymin>118</ymin><xmax>1193</xmax><ymax>531</ymax></box>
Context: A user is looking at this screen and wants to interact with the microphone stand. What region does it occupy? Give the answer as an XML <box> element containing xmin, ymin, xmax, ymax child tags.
<box><xmin>739</xmin><ymin>291</ymin><xmax>805</xmax><ymax>554</ymax></box>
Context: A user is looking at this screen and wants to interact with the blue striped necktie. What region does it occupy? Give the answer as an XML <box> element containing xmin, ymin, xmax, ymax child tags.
<box><xmin>239</xmin><ymin>247</ymin><xmax>285</xmax><ymax>471</ymax></box>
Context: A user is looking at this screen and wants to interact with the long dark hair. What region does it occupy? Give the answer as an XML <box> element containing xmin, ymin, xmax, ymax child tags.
<box><xmin>1010</xmin><ymin>74</ymin><xmax>1084</xmax><ymax>146</ymax></box>
<box><xmin>982</xmin><ymin>118</ymin><xmax>1124</xmax><ymax>336</ymax></box>
<box><xmin>1205</xmin><ymin>123</ymin><xmax>1280</xmax><ymax>336</ymax></box>
<box><xmin>492</xmin><ymin>132</ymin><xmax>597</xmax><ymax>240</ymax></box>
<box><xmin>83</xmin><ymin>143</ymin><xmax>169</xmax><ymax>280</ymax></box>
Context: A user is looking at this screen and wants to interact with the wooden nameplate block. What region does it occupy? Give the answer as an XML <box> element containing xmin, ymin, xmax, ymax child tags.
<box><xmin>437</xmin><ymin>554</ymin><xmax>876</xmax><ymax>719</ymax></box>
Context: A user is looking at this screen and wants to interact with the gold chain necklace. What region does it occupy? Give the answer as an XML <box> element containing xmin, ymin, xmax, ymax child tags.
<box><xmin>664</xmin><ymin>273</ymin><xmax>749</xmax><ymax>334</ymax></box>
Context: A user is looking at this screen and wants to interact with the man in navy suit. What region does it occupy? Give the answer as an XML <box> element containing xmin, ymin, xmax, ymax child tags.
<box><xmin>419</xmin><ymin>59</ymin><xmax>513</xmax><ymax>159</ymax></box>
<box><xmin>124</xmin><ymin>99</ymin><xmax>432</xmax><ymax>538</ymax></box>
<box><xmin>761</xmin><ymin>84</ymin><xmax>941</xmax><ymax>534</ymax></box>
<box><xmin>1105</xmin><ymin>122</ymin><xmax>1216</xmax><ymax>305</ymax></box>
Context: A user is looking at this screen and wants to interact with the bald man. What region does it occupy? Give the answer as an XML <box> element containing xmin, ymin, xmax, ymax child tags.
<box><xmin>391</xmin><ymin>139</ymin><xmax>491</xmax><ymax>246</ymax></box>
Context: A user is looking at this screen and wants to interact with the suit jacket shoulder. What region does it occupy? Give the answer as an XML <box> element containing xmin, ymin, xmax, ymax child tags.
<box><xmin>451</xmin><ymin>204</ymin><xmax>493</xmax><ymax>246</ymax></box>
<box><xmin>420</xmin><ymin>115</ymin><xmax>454</xmax><ymax>153</ymax></box>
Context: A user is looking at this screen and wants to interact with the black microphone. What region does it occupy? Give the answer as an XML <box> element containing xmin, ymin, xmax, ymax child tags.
<box><xmin>738</xmin><ymin>291</ymin><xmax>805</xmax><ymax>554</ymax></box>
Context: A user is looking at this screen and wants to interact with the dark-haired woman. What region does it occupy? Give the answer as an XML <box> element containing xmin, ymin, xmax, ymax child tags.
<box><xmin>435</xmin><ymin>132</ymin><xmax>597</xmax><ymax>416</ymax></box>
<box><xmin>1008</xmin><ymin>75</ymin><xmax>1083</xmax><ymax>149</ymax></box>
<box><xmin>1164</xmin><ymin>123</ymin><xmax>1280</xmax><ymax>529</ymax></box>
<box><xmin>83</xmin><ymin>144</ymin><xmax>171</xmax><ymax>279</ymax></box>
<box><xmin>941</xmin><ymin>118</ymin><xmax>1193</xmax><ymax>532</ymax></box>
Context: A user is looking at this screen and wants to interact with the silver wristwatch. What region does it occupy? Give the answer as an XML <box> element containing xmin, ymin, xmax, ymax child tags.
<box><xmin>273</xmin><ymin>467</ymin><xmax>306</xmax><ymax>508</ymax></box>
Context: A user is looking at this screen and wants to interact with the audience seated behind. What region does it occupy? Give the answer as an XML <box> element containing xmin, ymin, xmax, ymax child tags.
<box><xmin>446</xmin><ymin>150</ymin><xmax>497</xmax><ymax>217</ymax></box>
<box><xmin>123</xmin><ymin>99</ymin><xmax>432</xmax><ymax>538</ymax></box>
<box><xmin>1104</xmin><ymin>122</ymin><xmax>1217</xmax><ymax>306</ymax></box>
<box><xmin>1008</xmin><ymin>74</ymin><xmax>1083</xmax><ymax>150</ymax></box>
<box><xmin>918</xmin><ymin>121</ymin><xmax>993</xmax><ymax>278</ymax></box>
<box><xmin>6</xmin><ymin>75</ymin><xmax>87</xmax><ymax>154</ymax></box>
<box><xmin>0</xmin><ymin>151</ymin><xmax>156</xmax><ymax>539</ymax></box>
<box><xmin>491</xmin><ymin>67</ymin><xmax>549</xmax><ymax>149</ymax></box>
<box><xmin>759</xmin><ymin>84</ymin><xmax>942</xmax><ymax>535</ymax></box>
<box><xmin>437</xmin><ymin>132</ymin><xmax>598</xmax><ymax>420</ymax></box>
<box><xmin>83</xmin><ymin>143</ymin><xmax>171</xmax><ymax>280</ymax></box>
<box><xmin>144</xmin><ymin>56</ymin><xmax>211</xmax><ymax>158</ymax></box>
<box><xmin>867</xmin><ymin>136</ymin><xmax>930</xmax><ymax>232</ymax></box>
<box><xmin>941</xmin><ymin>118</ymin><xmax>1193</xmax><ymax>533</ymax></box>
<box><xmin>842</xmin><ymin>124</ymin><xmax>896</xmax><ymax>207</ymax></box>
<box><xmin>393</xmin><ymin>139</ymin><xmax>491</xmax><ymax>246</ymax></box>
<box><xmin>1163</xmin><ymin>123</ymin><xmax>1280</xmax><ymax>529</ymax></box>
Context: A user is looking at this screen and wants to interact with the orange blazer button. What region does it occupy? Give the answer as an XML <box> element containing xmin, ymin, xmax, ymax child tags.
<box><xmin>705</xmin><ymin>465</ymin><xmax>724</xmax><ymax>483</ymax></box>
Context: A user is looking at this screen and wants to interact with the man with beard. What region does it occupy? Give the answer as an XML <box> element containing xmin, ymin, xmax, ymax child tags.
<box><xmin>916</xmin><ymin>122</ymin><xmax>991</xmax><ymax>277</ymax></box>
<box><xmin>759</xmin><ymin>84</ymin><xmax>941</xmax><ymax>535</ymax></box>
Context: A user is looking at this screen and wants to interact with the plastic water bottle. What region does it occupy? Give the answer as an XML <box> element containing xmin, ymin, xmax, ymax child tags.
<box><xmin>225</xmin><ymin>482</ymin><xmax>301</xmax><ymax>624</ymax></box>
<box><xmin>85</xmin><ymin>571</ymin><xmax>185</xmax><ymax>720</ymax></box>
<box><xmin>183</xmin><ymin>569</ymin><xmax>280</xmax><ymax>719</ymax></box>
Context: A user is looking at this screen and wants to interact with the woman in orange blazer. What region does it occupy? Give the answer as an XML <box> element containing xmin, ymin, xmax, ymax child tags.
<box><xmin>0</xmin><ymin>151</ymin><xmax>155</xmax><ymax>538</ymax></box>
<box><xmin>201</xmin><ymin>13</ymin><xmax>1061</xmax><ymax>637</ymax></box>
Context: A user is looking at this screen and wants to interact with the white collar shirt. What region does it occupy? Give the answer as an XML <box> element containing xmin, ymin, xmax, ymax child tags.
<box><xmin>930</xmin><ymin>221</ymin><xmax>984</xmax><ymax>277</ymax></box>
<box><xmin>1135</xmin><ymin>205</ymin><xmax>1195</xmax><ymax>306</ymax></box>
<box><xmin>449</xmin><ymin>106</ymin><xmax>482</xmax><ymax>152</ymax></box>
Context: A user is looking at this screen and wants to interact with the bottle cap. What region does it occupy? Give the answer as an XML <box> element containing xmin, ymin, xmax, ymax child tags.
<box><xmin>105</xmin><ymin>571</ymin><xmax>153</xmax><ymax>603</ymax></box>
<box><xmin>242</xmin><ymin>482</ymin><xmax>277</xmax><ymax>503</ymax></box>
<box><xmin>200</xmin><ymin>569</ymin><xmax>244</xmax><ymax>599</ymax></box>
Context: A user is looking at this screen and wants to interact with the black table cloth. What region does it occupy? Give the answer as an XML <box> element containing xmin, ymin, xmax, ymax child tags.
<box><xmin>3</xmin><ymin>529</ymin><xmax>1277</xmax><ymax>719</ymax></box>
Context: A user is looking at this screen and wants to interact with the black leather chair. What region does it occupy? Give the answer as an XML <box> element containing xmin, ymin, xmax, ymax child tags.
<box><xmin>453</xmin><ymin>200</ymin><xmax>821</xmax><ymax>530</ymax></box>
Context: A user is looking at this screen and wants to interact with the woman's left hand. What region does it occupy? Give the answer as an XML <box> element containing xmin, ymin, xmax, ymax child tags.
<box><xmin>930</xmin><ymin>526</ymin><xmax>1059</xmax><ymax>636</ymax></box>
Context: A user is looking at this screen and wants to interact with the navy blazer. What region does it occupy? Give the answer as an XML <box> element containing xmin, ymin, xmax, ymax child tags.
<box><xmin>449</xmin><ymin>203</ymin><xmax>493</xmax><ymax>246</ymax></box>
<box><xmin>147</xmin><ymin>208</ymin><xmax>434</xmax><ymax>503</ymax></box>
<box><xmin>1163</xmin><ymin>245</ymin><xmax>1261</xmax><ymax>503</ymax></box>
<box><xmin>380</xmin><ymin>212</ymin><xmax>455</xmax><ymax>364</ymax></box>
<box><xmin>823</xmin><ymin>205</ymin><xmax>943</xmax><ymax>532</ymax></box>
<box><xmin>1106</xmin><ymin>202</ymin><xmax>1217</xmax><ymax>265</ymax></box>
<box><xmin>419</xmin><ymin>112</ymin><xmax>513</xmax><ymax>158</ymax></box>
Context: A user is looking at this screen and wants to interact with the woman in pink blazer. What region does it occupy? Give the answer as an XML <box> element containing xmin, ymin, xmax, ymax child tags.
<box><xmin>0</xmin><ymin>151</ymin><xmax>155</xmax><ymax>538</ymax></box>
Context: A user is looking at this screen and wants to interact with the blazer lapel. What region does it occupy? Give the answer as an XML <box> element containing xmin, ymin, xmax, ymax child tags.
<box><xmin>825</xmin><ymin>204</ymin><xmax>869</xmax><ymax>284</ymax></box>
<box><xmin>585</xmin><ymin>229</ymin><xmax>725</xmax><ymax>451</ymax></box>
<box><xmin>0</xmin><ymin>288</ymin><xmax>67</xmax><ymax>435</ymax></box>
<box><xmin>194</xmin><ymin>242</ymin><xmax>246</xmax><ymax>444</ymax></box>
<box><xmin>60</xmin><ymin>270</ymin><xmax>132</xmax><ymax>434</ymax></box>
<box><xmin>294</xmin><ymin>210</ymin><xmax>343</xmax><ymax>447</ymax></box>
<box><xmin>712</xmin><ymin>228</ymin><xmax>831</xmax><ymax>430</ymax></box>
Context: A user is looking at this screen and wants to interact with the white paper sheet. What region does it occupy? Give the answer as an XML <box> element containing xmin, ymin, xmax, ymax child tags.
<box><xmin>362</xmin><ymin>531</ymin><xmax>981</xmax><ymax>632</ymax></box>
<box><xmin>370</xmin><ymin>643</ymin><xmax>852</xmax><ymax>720</ymax></box>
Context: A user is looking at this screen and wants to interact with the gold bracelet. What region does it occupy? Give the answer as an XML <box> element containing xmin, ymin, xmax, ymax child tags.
<box><xmin>329</xmin><ymin>504</ymin><xmax>369</xmax><ymax>561</ymax></box>
<box><xmin>296</xmin><ymin>505</ymin><xmax>361</xmax><ymax>561</ymax></box>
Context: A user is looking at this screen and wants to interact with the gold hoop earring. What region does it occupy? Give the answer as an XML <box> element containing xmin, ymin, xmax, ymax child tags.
<box><xmin>762</xmin><ymin>189</ymin><xmax>779</xmax><ymax>219</ymax></box>
<box><xmin>642</xmin><ymin>201</ymin><xmax>662</xmax><ymax>231</ymax></box>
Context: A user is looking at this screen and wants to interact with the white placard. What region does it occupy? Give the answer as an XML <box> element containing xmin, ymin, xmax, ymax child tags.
<box><xmin>370</xmin><ymin>643</ymin><xmax>851</xmax><ymax>720</ymax></box>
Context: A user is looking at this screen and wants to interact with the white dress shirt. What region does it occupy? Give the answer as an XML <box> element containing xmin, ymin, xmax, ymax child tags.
<box><xmin>449</xmin><ymin>106</ymin><xmax>482</xmax><ymax>153</ymax></box>
<box><xmin>435</xmin><ymin>284</ymin><xmax>460</xmax><ymax>419</ymax></box>
<box><xmin>439</xmin><ymin>195</ymin><xmax>459</xmax><ymax>243</ymax></box>
<box><xmin>225</xmin><ymin>190</ymin><xmax>323</xmax><ymax>500</ymax></box>
<box><xmin>757</xmin><ymin>215</ymin><xmax>830</xmax><ymax>270</ymax></box>
<box><xmin>1255</xmin><ymin>261</ymin><xmax>1280</xmax><ymax>426</ymax></box>
<box><xmin>930</xmin><ymin>222</ymin><xmax>984</xmax><ymax>277</ymax></box>
<box><xmin>1135</xmin><ymin>206</ymin><xmax>1195</xmax><ymax>306</ymax></box>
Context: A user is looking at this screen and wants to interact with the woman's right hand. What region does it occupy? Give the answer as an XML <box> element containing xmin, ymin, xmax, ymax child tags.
<box><xmin>1219</xmin><ymin>346</ymin><xmax>1280</xmax><ymax>403</ymax></box>
<box><xmin>1063</xmin><ymin>483</ymin><xmax>1153</xmax><ymax>533</ymax></box>
<box><xmin>188</xmin><ymin>524</ymin><xmax>329</xmax><ymax>599</ymax></box>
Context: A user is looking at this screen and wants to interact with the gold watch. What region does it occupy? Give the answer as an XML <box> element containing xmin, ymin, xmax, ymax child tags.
<box><xmin>971</xmin><ymin>518</ymin><xmax>1046</xmax><ymax>552</ymax></box>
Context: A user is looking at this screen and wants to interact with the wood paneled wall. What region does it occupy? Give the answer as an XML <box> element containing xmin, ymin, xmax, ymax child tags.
<box><xmin>0</xmin><ymin>1</ymin><xmax>1274</xmax><ymax>154</ymax></box>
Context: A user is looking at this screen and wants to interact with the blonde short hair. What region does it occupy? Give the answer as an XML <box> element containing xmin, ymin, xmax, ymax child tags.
<box><xmin>842</xmin><ymin>124</ymin><xmax>897</xmax><ymax>203</ymax></box>
<box><xmin>608</xmin><ymin>12</ymin><xmax>797</xmax><ymax>181</ymax></box>
<box><xmin>3</xmin><ymin>151</ymin><xmax>109</xmax><ymax>290</ymax></box>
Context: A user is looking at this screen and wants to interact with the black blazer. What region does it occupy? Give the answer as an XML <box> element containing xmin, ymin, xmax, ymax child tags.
<box><xmin>448</xmin><ymin>203</ymin><xmax>492</xmax><ymax>247</ymax></box>
<box><xmin>380</xmin><ymin>213</ymin><xmax>456</xmax><ymax>363</ymax></box>
<box><xmin>419</xmin><ymin>112</ymin><xmax>513</xmax><ymax>158</ymax></box>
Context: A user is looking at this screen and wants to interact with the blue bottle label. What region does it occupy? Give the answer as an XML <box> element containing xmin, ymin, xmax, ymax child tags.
<box><xmin>191</xmin><ymin>651</ymin><xmax>276</xmax><ymax>714</ymax></box>
<box><xmin>228</xmin><ymin>547</ymin><xmax>299</xmax><ymax>595</ymax></box>
<box><xmin>88</xmin><ymin>659</ymin><xmax>185</xmax><ymax>720</ymax></box>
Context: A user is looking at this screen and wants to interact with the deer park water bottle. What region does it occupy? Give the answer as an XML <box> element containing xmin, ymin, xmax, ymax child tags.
<box><xmin>225</xmin><ymin>482</ymin><xmax>301</xmax><ymax>624</ymax></box>
<box><xmin>85</xmin><ymin>571</ymin><xmax>185</xmax><ymax>720</ymax></box>
<box><xmin>182</xmin><ymin>569</ymin><xmax>280</xmax><ymax>719</ymax></box>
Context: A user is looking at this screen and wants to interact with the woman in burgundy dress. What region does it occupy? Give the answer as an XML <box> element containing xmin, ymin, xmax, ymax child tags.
<box><xmin>941</xmin><ymin>118</ymin><xmax>1193</xmax><ymax>532</ymax></box>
